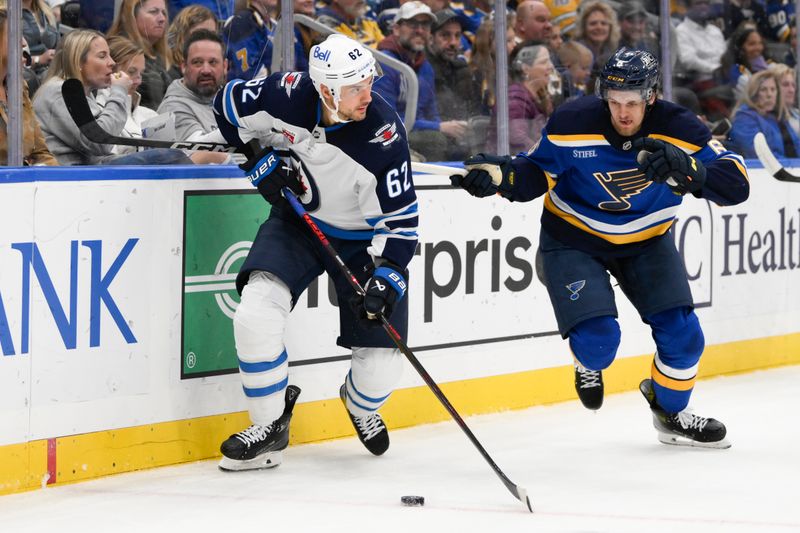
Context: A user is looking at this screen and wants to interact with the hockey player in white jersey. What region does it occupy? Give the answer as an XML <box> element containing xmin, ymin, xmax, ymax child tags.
<box><xmin>211</xmin><ymin>34</ymin><xmax>418</xmax><ymax>470</ymax></box>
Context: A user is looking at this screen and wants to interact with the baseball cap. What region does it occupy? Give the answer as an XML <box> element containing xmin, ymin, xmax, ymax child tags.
<box><xmin>432</xmin><ymin>8</ymin><xmax>462</xmax><ymax>32</ymax></box>
<box><xmin>618</xmin><ymin>1</ymin><xmax>648</xmax><ymax>19</ymax></box>
<box><xmin>393</xmin><ymin>1</ymin><xmax>436</xmax><ymax>25</ymax></box>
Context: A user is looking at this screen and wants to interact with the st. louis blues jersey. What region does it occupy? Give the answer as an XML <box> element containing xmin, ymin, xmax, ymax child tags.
<box><xmin>505</xmin><ymin>96</ymin><xmax>749</xmax><ymax>256</ymax></box>
<box><xmin>213</xmin><ymin>72</ymin><xmax>418</xmax><ymax>270</ymax></box>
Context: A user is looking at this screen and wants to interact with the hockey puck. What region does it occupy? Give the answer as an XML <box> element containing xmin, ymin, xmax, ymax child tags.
<box><xmin>400</xmin><ymin>495</ymin><xmax>425</xmax><ymax>507</ymax></box>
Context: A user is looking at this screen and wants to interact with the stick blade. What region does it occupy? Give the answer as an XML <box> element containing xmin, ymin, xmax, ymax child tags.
<box><xmin>515</xmin><ymin>485</ymin><xmax>534</xmax><ymax>513</ymax></box>
<box><xmin>753</xmin><ymin>132</ymin><xmax>800</xmax><ymax>183</ymax></box>
<box><xmin>61</xmin><ymin>78</ymin><xmax>95</xmax><ymax>129</ymax></box>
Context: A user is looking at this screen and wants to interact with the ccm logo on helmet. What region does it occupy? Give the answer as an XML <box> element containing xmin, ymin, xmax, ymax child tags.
<box><xmin>313</xmin><ymin>47</ymin><xmax>332</xmax><ymax>62</ymax></box>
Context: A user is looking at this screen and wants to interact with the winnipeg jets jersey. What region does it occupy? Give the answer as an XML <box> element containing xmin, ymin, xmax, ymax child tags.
<box><xmin>506</xmin><ymin>96</ymin><xmax>749</xmax><ymax>256</ymax></box>
<box><xmin>213</xmin><ymin>72</ymin><xmax>418</xmax><ymax>270</ymax></box>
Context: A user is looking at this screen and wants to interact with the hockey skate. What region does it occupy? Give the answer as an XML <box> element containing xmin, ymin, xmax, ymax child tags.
<box><xmin>219</xmin><ymin>385</ymin><xmax>301</xmax><ymax>471</ymax></box>
<box><xmin>574</xmin><ymin>361</ymin><xmax>604</xmax><ymax>410</ymax></box>
<box><xmin>639</xmin><ymin>379</ymin><xmax>730</xmax><ymax>449</ymax></box>
<box><xmin>340</xmin><ymin>384</ymin><xmax>390</xmax><ymax>456</ymax></box>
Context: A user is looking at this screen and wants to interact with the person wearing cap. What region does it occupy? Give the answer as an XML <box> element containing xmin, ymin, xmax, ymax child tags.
<box><xmin>617</xmin><ymin>1</ymin><xmax>658</xmax><ymax>56</ymax></box>
<box><xmin>374</xmin><ymin>1</ymin><xmax>469</xmax><ymax>161</ymax></box>
<box><xmin>317</xmin><ymin>0</ymin><xmax>385</xmax><ymax>49</ymax></box>
<box><xmin>426</xmin><ymin>8</ymin><xmax>480</xmax><ymax>159</ymax></box>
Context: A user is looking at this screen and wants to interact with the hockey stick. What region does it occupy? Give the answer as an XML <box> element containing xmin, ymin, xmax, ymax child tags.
<box><xmin>61</xmin><ymin>78</ymin><xmax>241</xmax><ymax>153</ymax></box>
<box><xmin>281</xmin><ymin>187</ymin><xmax>533</xmax><ymax>513</ymax></box>
<box><xmin>62</xmin><ymin>78</ymin><xmax>469</xmax><ymax>178</ymax></box>
<box><xmin>753</xmin><ymin>132</ymin><xmax>800</xmax><ymax>183</ymax></box>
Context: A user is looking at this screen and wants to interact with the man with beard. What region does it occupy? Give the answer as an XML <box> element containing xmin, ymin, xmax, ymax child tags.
<box><xmin>157</xmin><ymin>30</ymin><xmax>229</xmax><ymax>141</ymax></box>
<box><xmin>426</xmin><ymin>8</ymin><xmax>478</xmax><ymax>159</ymax></box>
<box><xmin>374</xmin><ymin>1</ymin><xmax>468</xmax><ymax>161</ymax></box>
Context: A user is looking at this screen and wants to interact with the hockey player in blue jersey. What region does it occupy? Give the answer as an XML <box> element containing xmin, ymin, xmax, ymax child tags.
<box><xmin>211</xmin><ymin>34</ymin><xmax>418</xmax><ymax>470</ymax></box>
<box><xmin>451</xmin><ymin>48</ymin><xmax>749</xmax><ymax>448</ymax></box>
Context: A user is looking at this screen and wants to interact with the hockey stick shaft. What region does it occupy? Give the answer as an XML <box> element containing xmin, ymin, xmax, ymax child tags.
<box><xmin>753</xmin><ymin>132</ymin><xmax>800</xmax><ymax>183</ymax></box>
<box><xmin>281</xmin><ymin>187</ymin><xmax>533</xmax><ymax>513</ymax></box>
<box><xmin>63</xmin><ymin>77</ymin><xmax>467</xmax><ymax>177</ymax></box>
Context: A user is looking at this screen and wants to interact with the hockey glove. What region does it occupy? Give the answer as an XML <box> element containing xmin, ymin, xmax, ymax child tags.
<box><xmin>240</xmin><ymin>145</ymin><xmax>305</xmax><ymax>204</ymax></box>
<box><xmin>360</xmin><ymin>262</ymin><xmax>407</xmax><ymax>324</ymax></box>
<box><xmin>632</xmin><ymin>137</ymin><xmax>706</xmax><ymax>195</ymax></box>
<box><xmin>450</xmin><ymin>153</ymin><xmax>515</xmax><ymax>198</ymax></box>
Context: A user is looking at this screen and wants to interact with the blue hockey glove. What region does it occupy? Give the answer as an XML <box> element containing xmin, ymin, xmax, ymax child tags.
<box><xmin>361</xmin><ymin>262</ymin><xmax>407</xmax><ymax>323</ymax></box>
<box><xmin>450</xmin><ymin>153</ymin><xmax>515</xmax><ymax>198</ymax></box>
<box><xmin>632</xmin><ymin>137</ymin><xmax>706</xmax><ymax>195</ymax></box>
<box><xmin>240</xmin><ymin>146</ymin><xmax>305</xmax><ymax>204</ymax></box>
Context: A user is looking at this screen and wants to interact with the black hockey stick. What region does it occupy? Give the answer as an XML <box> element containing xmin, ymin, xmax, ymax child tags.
<box><xmin>281</xmin><ymin>187</ymin><xmax>533</xmax><ymax>513</ymax></box>
<box><xmin>61</xmin><ymin>78</ymin><xmax>241</xmax><ymax>153</ymax></box>
<box><xmin>753</xmin><ymin>132</ymin><xmax>800</xmax><ymax>183</ymax></box>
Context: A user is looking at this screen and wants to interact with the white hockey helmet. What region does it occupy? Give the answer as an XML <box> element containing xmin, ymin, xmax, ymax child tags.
<box><xmin>308</xmin><ymin>34</ymin><xmax>381</xmax><ymax>119</ymax></box>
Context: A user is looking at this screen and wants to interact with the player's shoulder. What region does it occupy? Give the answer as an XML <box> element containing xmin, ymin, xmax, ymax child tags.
<box><xmin>547</xmin><ymin>96</ymin><xmax>608</xmax><ymax>135</ymax></box>
<box><xmin>327</xmin><ymin>94</ymin><xmax>409</xmax><ymax>175</ymax></box>
<box><xmin>645</xmin><ymin>100</ymin><xmax>711</xmax><ymax>149</ymax></box>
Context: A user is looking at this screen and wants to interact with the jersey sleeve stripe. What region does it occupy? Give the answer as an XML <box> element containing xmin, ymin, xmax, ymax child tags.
<box><xmin>223</xmin><ymin>81</ymin><xmax>243</xmax><ymax>128</ymax></box>
<box><xmin>648</xmin><ymin>134</ymin><xmax>701</xmax><ymax>154</ymax></box>
<box><xmin>547</xmin><ymin>134</ymin><xmax>608</xmax><ymax>147</ymax></box>
<box><xmin>364</xmin><ymin>202</ymin><xmax>419</xmax><ymax>226</ymax></box>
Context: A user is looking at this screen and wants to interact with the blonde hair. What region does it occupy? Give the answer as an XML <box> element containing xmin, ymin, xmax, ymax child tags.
<box><xmin>106</xmin><ymin>35</ymin><xmax>145</xmax><ymax>69</ymax></box>
<box><xmin>167</xmin><ymin>5</ymin><xmax>217</xmax><ymax>67</ymax></box>
<box><xmin>43</xmin><ymin>29</ymin><xmax>106</xmax><ymax>85</ymax></box>
<box><xmin>575</xmin><ymin>0</ymin><xmax>619</xmax><ymax>49</ymax></box>
<box><xmin>734</xmin><ymin>69</ymin><xmax>786</xmax><ymax>120</ymax></box>
<box><xmin>26</xmin><ymin>0</ymin><xmax>56</xmax><ymax>27</ymax></box>
<box><xmin>769</xmin><ymin>63</ymin><xmax>797</xmax><ymax>109</ymax></box>
<box><xmin>108</xmin><ymin>0</ymin><xmax>170</xmax><ymax>68</ymax></box>
<box><xmin>558</xmin><ymin>40</ymin><xmax>592</xmax><ymax>67</ymax></box>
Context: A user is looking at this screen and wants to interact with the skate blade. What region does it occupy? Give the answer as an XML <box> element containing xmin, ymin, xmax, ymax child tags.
<box><xmin>218</xmin><ymin>451</ymin><xmax>283</xmax><ymax>471</ymax></box>
<box><xmin>657</xmin><ymin>432</ymin><xmax>732</xmax><ymax>449</ymax></box>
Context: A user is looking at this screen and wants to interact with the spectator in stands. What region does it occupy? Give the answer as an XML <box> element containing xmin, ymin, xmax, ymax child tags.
<box><xmin>33</xmin><ymin>29</ymin><xmax>190</xmax><ymax>164</ymax></box>
<box><xmin>514</xmin><ymin>0</ymin><xmax>553</xmax><ymax>44</ymax></box>
<box><xmin>158</xmin><ymin>29</ymin><xmax>231</xmax><ymax>164</ymax></box>
<box><xmin>167</xmin><ymin>5</ymin><xmax>218</xmax><ymax>81</ymax></box>
<box><xmin>574</xmin><ymin>0</ymin><xmax>619</xmax><ymax>83</ymax></box>
<box><xmin>0</xmin><ymin>7</ymin><xmax>57</xmax><ymax>165</ymax></box>
<box><xmin>557</xmin><ymin>39</ymin><xmax>592</xmax><ymax>101</ymax></box>
<box><xmin>617</xmin><ymin>1</ymin><xmax>658</xmax><ymax>55</ymax></box>
<box><xmin>292</xmin><ymin>0</ymin><xmax>319</xmax><ymax>71</ymax></box>
<box><xmin>99</xmin><ymin>36</ymin><xmax>157</xmax><ymax>155</ymax></box>
<box><xmin>375</xmin><ymin>1</ymin><xmax>467</xmax><ymax>160</ymax></box>
<box><xmin>542</xmin><ymin>0</ymin><xmax>576</xmax><ymax>38</ymax></box>
<box><xmin>721</xmin><ymin>0</ymin><xmax>769</xmax><ymax>39</ymax></box>
<box><xmin>23</xmin><ymin>0</ymin><xmax>59</xmax><ymax>79</ymax></box>
<box><xmin>486</xmin><ymin>42</ymin><xmax>554</xmax><ymax>154</ymax></box>
<box><xmin>469</xmin><ymin>13</ymin><xmax>515</xmax><ymax>116</ymax></box>
<box><xmin>719</xmin><ymin>26</ymin><xmax>770</xmax><ymax>100</ymax></box>
<box><xmin>675</xmin><ymin>0</ymin><xmax>727</xmax><ymax>117</ymax></box>
<box><xmin>158</xmin><ymin>30</ymin><xmax>227</xmax><ymax>141</ymax></box>
<box><xmin>317</xmin><ymin>0</ymin><xmax>384</xmax><ymax>49</ymax></box>
<box><xmin>771</xmin><ymin>63</ymin><xmax>800</xmax><ymax>135</ymax></box>
<box><xmin>167</xmin><ymin>0</ymin><xmax>232</xmax><ymax>21</ymax></box>
<box><xmin>427</xmin><ymin>8</ymin><xmax>479</xmax><ymax>159</ymax></box>
<box><xmin>729</xmin><ymin>69</ymin><xmax>800</xmax><ymax>158</ymax></box>
<box><xmin>223</xmin><ymin>0</ymin><xmax>276</xmax><ymax>80</ymax></box>
<box><xmin>108</xmin><ymin>0</ymin><xmax>172</xmax><ymax>109</ymax></box>
<box><xmin>548</xmin><ymin>26</ymin><xmax>563</xmax><ymax>52</ymax></box>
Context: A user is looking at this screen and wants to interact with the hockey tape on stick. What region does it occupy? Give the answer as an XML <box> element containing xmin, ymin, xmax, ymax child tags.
<box><xmin>753</xmin><ymin>132</ymin><xmax>800</xmax><ymax>183</ymax></box>
<box><xmin>411</xmin><ymin>162</ymin><xmax>467</xmax><ymax>177</ymax></box>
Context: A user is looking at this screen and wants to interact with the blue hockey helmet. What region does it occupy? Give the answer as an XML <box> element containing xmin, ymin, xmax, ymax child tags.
<box><xmin>595</xmin><ymin>48</ymin><xmax>660</xmax><ymax>101</ymax></box>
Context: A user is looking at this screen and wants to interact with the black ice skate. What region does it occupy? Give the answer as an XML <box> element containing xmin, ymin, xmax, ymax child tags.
<box><xmin>574</xmin><ymin>361</ymin><xmax>604</xmax><ymax>410</ymax></box>
<box><xmin>340</xmin><ymin>384</ymin><xmax>390</xmax><ymax>456</ymax></box>
<box><xmin>219</xmin><ymin>385</ymin><xmax>301</xmax><ymax>471</ymax></box>
<box><xmin>639</xmin><ymin>379</ymin><xmax>730</xmax><ymax>449</ymax></box>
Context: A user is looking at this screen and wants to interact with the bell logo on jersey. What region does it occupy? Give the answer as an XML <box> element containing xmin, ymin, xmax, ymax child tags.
<box><xmin>281</xmin><ymin>72</ymin><xmax>303</xmax><ymax>98</ymax></box>
<box><xmin>369</xmin><ymin>122</ymin><xmax>399</xmax><ymax>146</ymax></box>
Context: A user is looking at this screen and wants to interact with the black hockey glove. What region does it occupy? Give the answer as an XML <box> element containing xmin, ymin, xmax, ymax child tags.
<box><xmin>450</xmin><ymin>153</ymin><xmax>515</xmax><ymax>198</ymax></box>
<box><xmin>632</xmin><ymin>137</ymin><xmax>706</xmax><ymax>195</ymax></box>
<box><xmin>357</xmin><ymin>261</ymin><xmax>407</xmax><ymax>325</ymax></box>
<box><xmin>240</xmin><ymin>145</ymin><xmax>305</xmax><ymax>204</ymax></box>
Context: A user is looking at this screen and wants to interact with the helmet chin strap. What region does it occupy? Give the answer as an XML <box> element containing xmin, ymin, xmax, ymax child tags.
<box><xmin>321</xmin><ymin>90</ymin><xmax>353</xmax><ymax>124</ymax></box>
